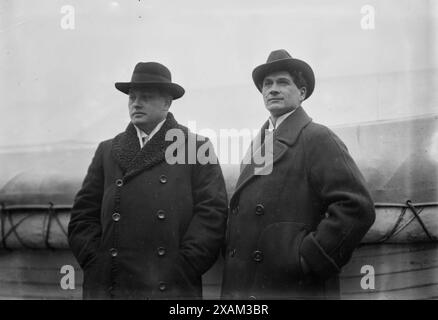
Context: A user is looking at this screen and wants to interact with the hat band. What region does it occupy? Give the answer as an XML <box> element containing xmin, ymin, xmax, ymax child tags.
<box><xmin>131</xmin><ymin>73</ymin><xmax>171</xmax><ymax>83</ymax></box>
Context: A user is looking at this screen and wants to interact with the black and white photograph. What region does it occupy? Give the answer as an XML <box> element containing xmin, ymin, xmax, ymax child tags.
<box><xmin>0</xmin><ymin>0</ymin><xmax>437</xmax><ymax>306</ymax></box>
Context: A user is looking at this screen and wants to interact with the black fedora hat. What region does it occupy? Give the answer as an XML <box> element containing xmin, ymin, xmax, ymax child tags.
<box><xmin>115</xmin><ymin>62</ymin><xmax>185</xmax><ymax>100</ymax></box>
<box><xmin>252</xmin><ymin>49</ymin><xmax>315</xmax><ymax>100</ymax></box>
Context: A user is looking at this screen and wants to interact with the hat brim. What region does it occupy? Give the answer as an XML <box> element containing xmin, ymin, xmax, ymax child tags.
<box><xmin>115</xmin><ymin>82</ymin><xmax>185</xmax><ymax>100</ymax></box>
<box><xmin>252</xmin><ymin>58</ymin><xmax>315</xmax><ymax>100</ymax></box>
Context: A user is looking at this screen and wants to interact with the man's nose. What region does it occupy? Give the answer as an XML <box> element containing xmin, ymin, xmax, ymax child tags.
<box><xmin>269</xmin><ymin>82</ymin><xmax>280</xmax><ymax>94</ymax></box>
<box><xmin>269</xmin><ymin>86</ymin><xmax>279</xmax><ymax>95</ymax></box>
<box><xmin>131</xmin><ymin>98</ymin><xmax>142</xmax><ymax>108</ymax></box>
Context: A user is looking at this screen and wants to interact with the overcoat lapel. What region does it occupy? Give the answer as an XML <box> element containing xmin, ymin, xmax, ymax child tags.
<box><xmin>111</xmin><ymin>112</ymin><xmax>187</xmax><ymax>181</ymax></box>
<box><xmin>237</xmin><ymin>120</ymin><xmax>269</xmax><ymax>182</ymax></box>
<box><xmin>231</xmin><ymin>107</ymin><xmax>313</xmax><ymax>203</ymax></box>
<box><xmin>233</xmin><ymin>139</ymin><xmax>288</xmax><ymax>198</ymax></box>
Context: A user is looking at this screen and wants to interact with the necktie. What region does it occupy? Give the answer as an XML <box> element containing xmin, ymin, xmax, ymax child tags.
<box><xmin>262</xmin><ymin>128</ymin><xmax>274</xmax><ymax>153</ymax></box>
<box><xmin>141</xmin><ymin>136</ymin><xmax>147</xmax><ymax>148</ymax></box>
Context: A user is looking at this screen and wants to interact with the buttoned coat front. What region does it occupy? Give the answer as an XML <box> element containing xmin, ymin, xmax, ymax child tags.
<box><xmin>221</xmin><ymin>107</ymin><xmax>375</xmax><ymax>299</ymax></box>
<box><xmin>68</xmin><ymin>113</ymin><xmax>228</xmax><ymax>299</ymax></box>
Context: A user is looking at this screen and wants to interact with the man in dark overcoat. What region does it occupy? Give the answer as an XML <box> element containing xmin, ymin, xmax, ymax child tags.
<box><xmin>221</xmin><ymin>49</ymin><xmax>376</xmax><ymax>299</ymax></box>
<box><xmin>68</xmin><ymin>62</ymin><xmax>228</xmax><ymax>299</ymax></box>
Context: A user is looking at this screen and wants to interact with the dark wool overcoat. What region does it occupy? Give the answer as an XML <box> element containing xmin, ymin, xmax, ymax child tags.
<box><xmin>68</xmin><ymin>112</ymin><xmax>228</xmax><ymax>299</ymax></box>
<box><xmin>221</xmin><ymin>107</ymin><xmax>376</xmax><ymax>299</ymax></box>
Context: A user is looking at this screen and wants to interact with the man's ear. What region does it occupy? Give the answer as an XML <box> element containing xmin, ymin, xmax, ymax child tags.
<box><xmin>166</xmin><ymin>96</ymin><xmax>172</xmax><ymax>110</ymax></box>
<box><xmin>300</xmin><ymin>87</ymin><xmax>307</xmax><ymax>101</ymax></box>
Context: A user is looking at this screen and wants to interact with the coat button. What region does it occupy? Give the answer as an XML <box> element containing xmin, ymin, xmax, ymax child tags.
<box><xmin>156</xmin><ymin>210</ymin><xmax>166</xmax><ymax>220</ymax></box>
<box><xmin>112</xmin><ymin>212</ymin><xmax>121</xmax><ymax>222</ymax></box>
<box><xmin>159</xmin><ymin>281</ymin><xmax>167</xmax><ymax>291</ymax></box>
<box><xmin>255</xmin><ymin>204</ymin><xmax>264</xmax><ymax>215</ymax></box>
<box><xmin>157</xmin><ymin>247</ymin><xmax>166</xmax><ymax>256</ymax></box>
<box><xmin>253</xmin><ymin>250</ymin><xmax>263</xmax><ymax>262</ymax></box>
<box><xmin>109</xmin><ymin>248</ymin><xmax>118</xmax><ymax>257</ymax></box>
<box><xmin>115</xmin><ymin>179</ymin><xmax>123</xmax><ymax>187</ymax></box>
<box><xmin>159</xmin><ymin>175</ymin><xmax>167</xmax><ymax>184</ymax></box>
<box><xmin>229</xmin><ymin>248</ymin><xmax>236</xmax><ymax>257</ymax></box>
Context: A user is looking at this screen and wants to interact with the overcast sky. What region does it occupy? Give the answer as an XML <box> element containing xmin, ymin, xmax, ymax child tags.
<box><xmin>0</xmin><ymin>0</ymin><xmax>437</xmax><ymax>147</ymax></box>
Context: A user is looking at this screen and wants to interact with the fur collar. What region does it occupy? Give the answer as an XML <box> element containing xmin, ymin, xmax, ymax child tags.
<box><xmin>111</xmin><ymin>112</ymin><xmax>187</xmax><ymax>181</ymax></box>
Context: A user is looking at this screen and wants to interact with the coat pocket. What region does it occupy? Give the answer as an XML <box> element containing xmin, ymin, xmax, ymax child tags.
<box><xmin>81</xmin><ymin>248</ymin><xmax>109</xmax><ymax>299</ymax></box>
<box><xmin>167</xmin><ymin>255</ymin><xmax>202</xmax><ymax>298</ymax></box>
<box><xmin>252</xmin><ymin>222</ymin><xmax>308</xmax><ymax>293</ymax></box>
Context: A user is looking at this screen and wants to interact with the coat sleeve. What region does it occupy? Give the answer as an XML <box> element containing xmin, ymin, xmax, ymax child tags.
<box><xmin>179</xmin><ymin>139</ymin><xmax>228</xmax><ymax>276</ymax></box>
<box><xmin>68</xmin><ymin>142</ymin><xmax>104</xmax><ymax>269</ymax></box>
<box><xmin>299</xmin><ymin>126</ymin><xmax>376</xmax><ymax>279</ymax></box>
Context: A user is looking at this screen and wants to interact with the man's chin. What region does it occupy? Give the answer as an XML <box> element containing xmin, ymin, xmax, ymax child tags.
<box><xmin>266</xmin><ymin>104</ymin><xmax>286</xmax><ymax>113</ymax></box>
<box><xmin>131</xmin><ymin>117</ymin><xmax>148</xmax><ymax>126</ymax></box>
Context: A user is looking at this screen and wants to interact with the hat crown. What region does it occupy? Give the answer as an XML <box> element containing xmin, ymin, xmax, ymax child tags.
<box><xmin>115</xmin><ymin>61</ymin><xmax>185</xmax><ymax>99</ymax></box>
<box><xmin>266</xmin><ymin>49</ymin><xmax>292</xmax><ymax>63</ymax></box>
<box><xmin>131</xmin><ymin>62</ymin><xmax>172</xmax><ymax>83</ymax></box>
<box><xmin>252</xmin><ymin>49</ymin><xmax>315</xmax><ymax>99</ymax></box>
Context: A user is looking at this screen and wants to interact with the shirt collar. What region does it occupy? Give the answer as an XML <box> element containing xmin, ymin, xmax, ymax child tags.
<box><xmin>268</xmin><ymin>109</ymin><xmax>296</xmax><ymax>131</ymax></box>
<box><xmin>134</xmin><ymin>118</ymin><xmax>167</xmax><ymax>148</ymax></box>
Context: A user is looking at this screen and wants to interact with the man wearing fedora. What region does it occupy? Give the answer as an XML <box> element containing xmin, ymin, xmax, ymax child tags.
<box><xmin>68</xmin><ymin>62</ymin><xmax>228</xmax><ymax>299</ymax></box>
<box><xmin>221</xmin><ymin>50</ymin><xmax>375</xmax><ymax>299</ymax></box>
